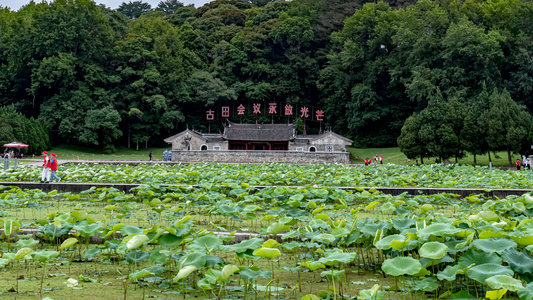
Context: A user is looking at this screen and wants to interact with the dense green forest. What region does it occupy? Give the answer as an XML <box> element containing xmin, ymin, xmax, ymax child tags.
<box><xmin>1</xmin><ymin>0</ymin><xmax>533</xmax><ymax>159</ymax></box>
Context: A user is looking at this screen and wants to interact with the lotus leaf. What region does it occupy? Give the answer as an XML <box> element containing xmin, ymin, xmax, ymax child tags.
<box><xmin>412</xmin><ymin>277</ymin><xmax>438</xmax><ymax>292</ymax></box>
<box><xmin>74</xmin><ymin>222</ymin><xmax>102</xmax><ymax>238</ymax></box>
<box><xmin>391</xmin><ymin>218</ymin><xmax>416</xmax><ymax>231</ymax></box>
<box><xmin>320</xmin><ymin>269</ymin><xmax>345</xmax><ymax>281</ymax></box>
<box><xmin>437</xmin><ymin>264</ymin><xmax>462</xmax><ymax>281</ymax></box>
<box><xmin>458</xmin><ymin>250</ymin><xmax>502</xmax><ymax>268</ymax></box>
<box><xmin>357</xmin><ymin>285</ymin><xmax>386</xmax><ymax>300</ymax></box>
<box><xmin>16</xmin><ymin>238</ymin><xmax>39</xmax><ymax>249</ymax></box>
<box><xmin>157</xmin><ymin>234</ymin><xmax>182</xmax><ymax>249</ymax></box>
<box><xmin>220</xmin><ymin>264</ymin><xmax>239</xmax><ymax>281</ymax></box>
<box><xmin>120</xmin><ymin>225</ymin><xmax>143</xmax><ymax>236</ymax></box>
<box><xmin>187</xmin><ymin>235</ymin><xmax>223</xmax><ymax>253</ymax></box>
<box><xmin>375</xmin><ymin>234</ymin><xmax>405</xmax><ymax>250</ymax></box>
<box><xmin>253</xmin><ymin>248</ymin><xmax>281</xmax><ymax>258</ymax></box>
<box><xmin>262</xmin><ymin>239</ymin><xmax>281</xmax><ymax>248</ymax></box>
<box><xmin>311</xmin><ymin>233</ymin><xmax>335</xmax><ymax>244</ymax></box>
<box><xmin>302</xmin><ymin>260</ymin><xmax>325</xmax><ymax>271</ymax></box>
<box><xmin>466</xmin><ymin>263</ymin><xmax>513</xmax><ymax>284</ymax></box>
<box><xmin>180</xmin><ymin>252</ymin><xmax>206</xmax><ymax>269</ymax></box>
<box><xmin>32</xmin><ymin>251</ymin><xmax>59</xmax><ymax>263</ymax></box>
<box><xmin>509</xmin><ymin>233</ymin><xmax>533</xmax><ymax>247</ymax></box>
<box><xmin>471</xmin><ymin>238</ymin><xmax>517</xmax><ymax>254</ymax></box>
<box><xmin>380</xmin><ymin>202</ymin><xmax>396</xmax><ymax>214</ymax></box>
<box><xmin>501</xmin><ymin>248</ymin><xmax>533</xmax><ymax>275</ymax></box>
<box><xmin>485</xmin><ymin>275</ymin><xmax>524</xmax><ymax>292</ymax></box>
<box><xmin>417</xmin><ymin>223</ymin><xmax>460</xmax><ymax>240</ymax></box>
<box><xmin>317</xmin><ymin>252</ymin><xmax>356</xmax><ymax>266</ymax></box>
<box><xmin>266</xmin><ymin>222</ymin><xmax>289</xmax><ymax>235</ymax></box>
<box><xmin>126</xmin><ymin>234</ymin><xmax>149</xmax><ymax>250</ymax></box>
<box><xmin>0</xmin><ymin>258</ymin><xmax>9</xmax><ymax>267</ymax></box>
<box><xmin>281</xmin><ymin>241</ymin><xmax>302</xmax><ymax>252</ymax></box>
<box><xmin>129</xmin><ymin>269</ymin><xmax>154</xmax><ymax>282</ymax></box>
<box><xmin>60</xmin><ymin>238</ymin><xmax>79</xmax><ymax>250</ymax></box>
<box><xmin>149</xmin><ymin>248</ymin><xmax>171</xmax><ymax>264</ymax></box>
<box><xmin>300</xmin><ymin>295</ymin><xmax>321</xmax><ymax>300</ymax></box>
<box><xmin>223</xmin><ymin>237</ymin><xmax>264</xmax><ymax>253</ymax></box>
<box><xmin>125</xmin><ymin>250</ymin><xmax>149</xmax><ymax>264</ymax></box>
<box><xmin>15</xmin><ymin>247</ymin><xmax>33</xmax><ymax>260</ymax></box>
<box><xmin>518</xmin><ymin>282</ymin><xmax>533</xmax><ymax>300</ymax></box>
<box><xmin>82</xmin><ymin>248</ymin><xmax>101</xmax><ymax>260</ymax></box>
<box><xmin>419</xmin><ymin>241</ymin><xmax>449</xmax><ymax>260</ymax></box>
<box><xmin>331</xmin><ymin>228</ymin><xmax>350</xmax><ymax>238</ymax></box>
<box><xmin>486</xmin><ymin>289</ymin><xmax>507</xmax><ymax>300</ymax></box>
<box><xmin>478</xmin><ymin>210</ymin><xmax>499</xmax><ymax>222</ymax></box>
<box><xmin>174</xmin><ymin>265</ymin><xmax>197</xmax><ymax>281</ymax></box>
<box><xmin>240</xmin><ymin>266</ymin><xmax>271</xmax><ymax>281</ymax></box>
<box><xmin>381</xmin><ymin>257</ymin><xmax>422</xmax><ymax>276</ymax></box>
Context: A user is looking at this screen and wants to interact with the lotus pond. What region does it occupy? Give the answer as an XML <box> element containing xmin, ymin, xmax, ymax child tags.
<box><xmin>2</xmin><ymin>163</ymin><xmax>533</xmax><ymax>189</ymax></box>
<box><xmin>0</xmin><ymin>182</ymin><xmax>533</xmax><ymax>299</ymax></box>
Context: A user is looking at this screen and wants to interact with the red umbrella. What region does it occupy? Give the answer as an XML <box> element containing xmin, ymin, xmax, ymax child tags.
<box><xmin>3</xmin><ymin>142</ymin><xmax>29</xmax><ymax>148</ymax></box>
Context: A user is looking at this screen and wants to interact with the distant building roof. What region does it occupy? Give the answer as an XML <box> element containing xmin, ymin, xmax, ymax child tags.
<box><xmin>223</xmin><ymin>121</ymin><xmax>296</xmax><ymax>141</ymax></box>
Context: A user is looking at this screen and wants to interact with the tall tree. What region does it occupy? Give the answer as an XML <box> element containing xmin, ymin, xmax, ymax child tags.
<box><xmin>118</xmin><ymin>1</ymin><xmax>152</xmax><ymax>19</ymax></box>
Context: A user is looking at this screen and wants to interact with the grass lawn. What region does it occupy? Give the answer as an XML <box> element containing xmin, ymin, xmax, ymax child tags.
<box><xmin>347</xmin><ymin>146</ymin><xmax>520</xmax><ymax>167</ymax></box>
<box><xmin>26</xmin><ymin>144</ymin><xmax>522</xmax><ymax>168</ymax></box>
<box><xmin>41</xmin><ymin>144</ymin><xmax>170</xmax><ymax>161</ymax></box>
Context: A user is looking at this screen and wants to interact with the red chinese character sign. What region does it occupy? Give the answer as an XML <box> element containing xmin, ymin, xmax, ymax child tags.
<box><xmin>205</xmin><ymin>102</ymin><xmax>325</xmax><ymax>122</ymax></box>
<box><xmin>222</xmin><ymin>106</ymin><xmax>230</xmax><ymax>117</ymax></box>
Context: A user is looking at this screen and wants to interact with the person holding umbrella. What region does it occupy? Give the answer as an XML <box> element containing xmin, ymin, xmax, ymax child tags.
<box><xmin>40</xmin><ymin>151</ymin><xmax>51</xmax><ymax>183</ymax></box>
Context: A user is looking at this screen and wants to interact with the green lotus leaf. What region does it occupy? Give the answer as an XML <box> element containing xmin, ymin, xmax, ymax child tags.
<box><xmin>180</xmin><ymin>252</ymin><xmax>206</xmax><ymax>269</ymax></box>
<box><xmin>253</xmin><ymin>247</ymin><xmax>281</xmax><ymax>258</ymax></box>
<box><xmin>361</xmin><ymin>223</ymin><xmax>391</xmax><ymax>238</ymax></box>
<box><xmin>331</xmin><ymin>228</ymin><xmax>350</xmax><ymax>238</ymax></box>
<box><xmin>518</xmin><ymin>282</ymin><xmax>533</xmax><ymax>300</ymax></box>
<box><xmin>458</xmin><ymin>250</ymin><xmax>502</xmax><ymax>269</ymax></box>
<box><xmin>391</xmin><ymin>219</ymin><xmax>416</xmax><ymax>231</ymax></box>
<box><xmin>32</xmin><ymin>251</ymin><xmax>59</xmax><ymax>263</ymax></box>
<box><xmin>187</xmin><ymin>235</ymin><xmax>223</xmax><ymax>253</ymax></box>
<box><xmin>485</xmin><ymin>275</ymin><xmax>523</xmax><ymax>292</ymax></box>
<box><xmin>120</xmin><ymin>225</ymin><xmax>143</xmax><ymax>236</ymax></box>
<box><xmin>437</xmin><ymin>264</ymin><xmax>462</xmax><ymax>281</ymax></box>
<box><xmin>16</xmin><ymin>239</ymin><xmax>39</xmax><ymax>249</ymax></box>
<box><xmin>60</xmin><ymin>238</ymin><xmax>79</xmax><ymax>250</ymax></box>
<box><xmin>125</xmin><ymin>250</ymin><xmax>149</xmax><ymax>264</ymax></box>
<box><xmin>320</xmin><ymin>269</ymin><xmax>345</xmax><ymax>281</ymax></box>
<box><xmin>412</xmin><ymin>277</ymin><xmax>438</xmax><ymax>292</ymax></box>
<box><xmin>129</xmin><ymin>269</ymin><xmax>154</xmax><ymax>282</ymax></box>
<box><xmin>240</xmin><ymin>267</ymin><xmax>271</xmax><ymax>281</ymax></box>
<box><xmin>466</xmin><ymin>263</ymin><xmax>513</xmax><ymax>284</ymax></box>
<box><xmin>509</xmin><ymin>233</ymin><xmax>533</xmax><ymax>247</ymax></box>
<box><xmin>311</xmin><ymin>233</ymin><xmax>335</xmax><ymax>244</ymax></box>
<box><xmin>381</xmin><ymin>257</ymin><xmax>422</xmax><ymax>276</ymax></box>
<box><xmin>471</xmin><ymin>238</ymin><xmax>517</xmax><ymax>254</ymax></box>
<box><xmin>380</xmin><ymin>202</ymin><xmax>396</xmax><ymax>214</ymax></box>
<box><xmin>220</xmin><ymin>264</ymin><xmax>239</xmax><ymax>281</ymax></box>
<box><xmin>302</xmin><ymin>260</ymin><xmax>325</xmax><ymax>271</ymax></box>
<box><xmin>197</xmin><ymin>278</ymin><xmax>214</xmax><ymax>290</ymax></box>
<box><xmin>501</xmin><ymin>248</ymin><xmax>533</xmax><ymax>275</ymax></box>
<box><xmin>223</xmin><ymin>237</ymin><xmax>264</xmax><ymax>253</ymax></box>
<box><xmin>375</xmin><ymin>234</ymin><xmax>405</xmax><ymax>250</ymax></box>
<box><xmin>485</xmin><ymin>289</ymin><xmax>507</xmax><ymax>300</ymax></box>
<box><xmin>266</xmin><ymin>223</ymin><xmax>289</xmax><ymax>235</ymax></box>
<box><xmin>478</xmin><ymin>210</ymin><xmax>499</xmax><ymax>222</ymax></box>
<box><xmin>262</xmin><ymin>239</ymin><xmax>280</xmax><ymax>248</ymax></box>
<box><xmin>126</xmin><ymin>234</ymin><xmax>149</xmax><ymax>250</ymax></box>
<box><xmin>73</xmin><ymin>221</ymin><xmax>102</xmax><ymax>238</ymax></box>
<box><xmin>318</xmin><ymin>252</ymin><xmax>356</xmax><ymax>266</ymax></box>
<box><xmin>174</xmin><ymin>265</ymin><xmax>197</xmax><ymax>282</ymax></box>
<box><xmin>417</xmin><ymin>223</ymin><xmax>461</xmax><ymax>240</ymax></box>
<box><xmin>15</xmin><ymin>247</ymin><xmax>33</xmax><ymax>260</ymax></box>
<box><xmin>205</xmin><ymin>255</ymin><xmax>225</xmax><ymax>267</ymax></box>
<box><xmin>0</xmin><ymin>258</ymin><xmax>9</xmax><ymax>267</ymax></box>
<box><xmin>148</xmin><ymin>248</ymin><xmax>171</xmax><ymax>264</ymax></box>
<box><xmin>82</xmin><ymin>248</ymin><xmax>101</xmax><ymax>260</ymax></box>
<box><xmin>157</xmin><ymin>234</ymin><xmax>182</xmax><ymax>249</ymax></box>
<box><xmin>281</xmin><ymin>241</ymin><xmax>302</xmax><ymax>252</ymax></box>
<box><xmin>300</xmin><ymin>295</ymin><xmax>321</xmax><ymax>300</ymax></box>
<box><xmin>419</xmin><ymin>241</ymin><xmax>449</xmax><ymax>260</ymax></box>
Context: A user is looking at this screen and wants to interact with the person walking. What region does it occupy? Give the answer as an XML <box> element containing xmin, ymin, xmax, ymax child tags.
<box><xmin>50</xmin><ymin>153</ymin><xmax>61</xmax><ymax>182</ymax></box>
<box><xmin>527</xmin><ymin>158</ymin><xmax>531</xmax><ymax>170</ymax></box>
<box><xmin>516</xmin><ymin>158</ymin><xmax>521</xmax><ymax>171</ymax></box>
<box><xmin>379</xmin><ymin>154</ymin><xmax>383</xmax><ymax>164</ymax></box>
<box><xmin>40</xmin><ymin>151</ymin><xmax>51</xmax><ymax>183</ymax></box>
<box><xmin>149</xmin><ymin>151</ymin><xmax>153</xmax><ymax>161</ymax></box>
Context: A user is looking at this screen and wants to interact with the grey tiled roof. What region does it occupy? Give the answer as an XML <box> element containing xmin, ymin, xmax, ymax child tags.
<box><xmin>223</xmin><ymin>121</ymin><xmax>296</xmax><ymax>141</ymax></box>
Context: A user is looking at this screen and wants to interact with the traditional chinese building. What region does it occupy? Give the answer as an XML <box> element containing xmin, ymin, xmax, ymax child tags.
<box><xmin>164</xmin><ymin>121</ymin><xmax>352</xmax><ymax>164</ymax></box>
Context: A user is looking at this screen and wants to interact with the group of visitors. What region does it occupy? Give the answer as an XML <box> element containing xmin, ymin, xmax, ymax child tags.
<box><xmin>40</xmin><ymin>151</ymin><xmax>61</xmax><ymax>183</ymax></box>
<box><xmin>2</xmin><ymin>149</ymin><xmax>22</xmax><ymax>159</ymax></box>
<box><xmin>162</xmin><ymin>149</ymin><xmax>172</xmax><ymax>161</ymax></box>
<box><xmin>516</xmin><ymin>156</ymin><xmax>531</xmax><ymax>171</ymax></box>
<box><xmin>364</xmin><ymin>154</ymin><xmax>383</xmax><ymax>166</ymax></box>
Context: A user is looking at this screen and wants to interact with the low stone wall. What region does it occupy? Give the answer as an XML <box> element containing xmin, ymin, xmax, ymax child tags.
<box><xmin>171</xmin><ymin>150</ymin><xmax>350</xmax><ymax>164</ymax></box>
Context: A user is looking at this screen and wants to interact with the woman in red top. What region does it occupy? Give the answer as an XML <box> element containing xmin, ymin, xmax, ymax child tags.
<box><xmin>40</xmin><ymin>151</ymin><xmax>51</xmax><ymax>183</ymax></box>
<box><xmin>50</xmin><ymin>153</ymin><xmax>61</xmax><ymax>182</ymax></box>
